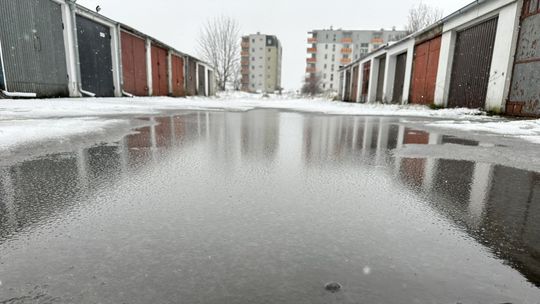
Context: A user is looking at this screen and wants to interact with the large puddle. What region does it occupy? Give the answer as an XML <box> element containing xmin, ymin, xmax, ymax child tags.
<box><xmin>0</xmin><ymin>110</ymin><xmax>539</xmax><ymax>303</ymax></box>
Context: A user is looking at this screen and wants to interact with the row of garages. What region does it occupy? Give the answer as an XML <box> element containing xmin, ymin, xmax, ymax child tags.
<box><xmin>0</xmin><ymin>0</ymin><xmax>215</xmax><ymax>99</ymax></box>
<box><xmin>339</xmin><ymin>0</ymin><xmax>540</xmax><ymax>117</ymax></box>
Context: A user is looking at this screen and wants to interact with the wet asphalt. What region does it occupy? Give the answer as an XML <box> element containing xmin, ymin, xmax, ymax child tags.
<box><xmin>0</xmin><ymin>109</ymin><xmax>539</xmax><ymax>303</ymax></box>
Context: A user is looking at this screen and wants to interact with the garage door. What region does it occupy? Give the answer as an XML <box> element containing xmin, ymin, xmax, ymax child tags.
<box><xmin>171</xmin><ymin>54</ymin><xmax>185</xmax><ymax>97</ymax></box>
<box><xmin>448</xmin><ymin>18</ymin><xmax>498</xmax><ymax>109</ymax></box>
<box><xmin>376</xmin><ymin>57</ymin><xmax>386</xmax><ymax>102</ymax></box>
<box><xmin>410</xmin><ymin>36</ymin><xmax>441</xmax><ymax>105</ymax></box>
<box><xmin>350</xmin><ymin>65</ymin><xmax>359</xmax><ymax>102</ymax></box>
<box><xmin>151</xmin><ymin>44</ymin><xmax>169</xmax><ymax>96</ymax></box>
<box><xmin>392</xmin><ymin>53</ymin><xmax>407</xmax><ymax>103</ymax></box>
<box><xmin>121</xmin><ymin>31</ymin><xmax>148</xmax><ymax>96</ymax></box>
<box><xmin>198</xmin><ymin>65</ymin><xmax>206</xmax><ymax>96</ymax></box>
<box><xmin>361</xmin><ymin>62</ymin><xmax>371</xmax><ymax>103</ymax></box>
<box><xmin>77</xmin><ymin>15</ymin><xmax>114</xmax><ymax>97</ymax></box>
<box><xmin>507</xmin><ymin>0</ymin><xmax>540</xmax><ymax>116</ymax></box>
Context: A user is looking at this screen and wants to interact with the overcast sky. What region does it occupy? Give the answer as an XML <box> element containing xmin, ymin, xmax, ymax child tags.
<box><xmin>77</xmin><ymin>0</ymin><xmax>472</xmax><ymax>90</ymax></box>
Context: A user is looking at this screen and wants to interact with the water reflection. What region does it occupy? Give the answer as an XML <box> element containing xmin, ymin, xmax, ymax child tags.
<box><xmin>0</xmin><ymin>110</ymin><xmax>539</xmax><ymax>300</ymax></box>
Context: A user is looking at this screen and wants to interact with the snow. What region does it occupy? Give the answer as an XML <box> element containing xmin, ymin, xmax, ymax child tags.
<box><xmin>1</xmin><ymin>93</ymin><xmax>539</xmax><ymax>154</ymax></box>
<box><xmin>425</xmin><ymin>119</ymin><xmax>540</xmax><ymax>144</ymax></box>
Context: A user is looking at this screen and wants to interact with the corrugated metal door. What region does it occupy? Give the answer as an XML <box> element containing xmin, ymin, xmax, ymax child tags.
<box><xmin>186</xmin><ymin>58</ymin><xmax>197</xmax><ymax>96</ymax></box>
<box><xmin>0</xmin><ymin>0</ymin><xmax>68</xmax><ymax>97</ymax></box>
<box><xmin>410</xmin><ymin>36</ymin><xmax>441</xmax><ymax>104</ymax></box>
<box><xmin>351</xmin><ymin>66</ymin><xmax>359</xmax><ymax>102</ymax></box>
<box><xmin>448</xmin><ymin>18</ymin><xmax>498</xmax><ymax>109</ymax></box>
<box><xmin>0</xmin><ymin>42</ymin><xmax>5</xmax><ymax>91</ymax></box>
<box><xmin>198</xmin><ymin>65</ymin><xmax>206</xmax><ymax>96</ymax></box>
<box><xmin>121</xmin><ymin>31</ymin><xmax>148</xmax><ymax>96</ymax></box>
<box><xmin>344</xmin><ymin>69</ymin><xmax>351</xmax><ymax>101</ymax></box>
<box><xmin>171</xmin><ymin>54</ymin><xmax>185</xmax><ymax>97</ymax></box>
<box><xmin>507</xmin><ymin>0</ymin><xmax>540</xmax><ymax>116</ymax></box>
<box><xmin>151</xmin><ymin>44</ymin><xmax>168</xmax><ymax>96</ymax></box>
<box><xmin>392</xmin><ymin>53</ymin><xmax>407</xmax><ymax>103</ymax></box>
<box><xmin>361</xmin><ymin>62</ymin><xmax>371</xmax><ymax>102</ymax></box>
<box><xmin>77</xmin><ymin>15</ymin><xmax>114</xmax><ymax>97</ymax></box>
<box><xmin>376</xmin><ymin>57</ymin><xmax>386</xmax><ymax>101</ymax></box>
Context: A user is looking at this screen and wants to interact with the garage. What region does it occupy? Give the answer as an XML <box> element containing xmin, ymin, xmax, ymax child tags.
<box><xmin>151</xmin><ymin>44</ymin><xmax>169</xmax><ymax>96</ymax></box>
<box><xmin>76</xmin><ymin>14</ymin><xmax>115</xmax><ymax>97</ymax></box>
<box><xmin>198</xmin><ymin>64</ymin><xmax>206</xmax><ymax>96</ymax></box>
<box><xmin>376</xmin><ymin>57</ymin><xmax>386</xmax><ymax>102</ymax></box>
<box><xmin>392</xmin><ymin>53</ymin><xmax>408</xmax><ymax>103</ymax></box>
<box><xmin>186</xmin><ymin>57</ymin><xmax>197</xmax><ymax>96</ymax></box>
<box><xmin>350</xmin><ymin>65</ymin><xmax>359</xmax><ymax>102</ymax></box>
<box><xmin>0</xmin><ymin>0</ymin><xmax>69</xmax><ymax>97</ymax></box>
<box><xmin>360</xmin><ymin>61</ymin><xmax>371</xmax><ymax>103</ymax></box>
<box><xmin>507</xmin><ymin>0</ymin><xmax>540</xmax><ymax>116</ymax></box>
<box><xmin>171</xmin><ymin>54</ymin><xmax>185</xmax><ymax>97</ymax></box>
<box><xmin>410</xmin><ymin>36</ymin><xmax>441</xmax><ymax>105</ymax></box>
<box><xmin>121</xmin><ymin>30</ymin><xmax>148</xmax><ymax>96</ymax></box>
<box><xmin>448</xmin><ymin>18</ymin><xmax>498</xmax><ymax>109</ymax></box>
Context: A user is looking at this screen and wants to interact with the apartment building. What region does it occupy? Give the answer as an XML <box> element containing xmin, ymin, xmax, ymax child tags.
<box><xmin>241</xmin><ymin>33</ymin><xmax>283</xmax><ymax>93</ymax></box>
<box><xmin>306</xmin><ymin>28</ymin><xmax>407</xmax><ymax>92</ymax></box>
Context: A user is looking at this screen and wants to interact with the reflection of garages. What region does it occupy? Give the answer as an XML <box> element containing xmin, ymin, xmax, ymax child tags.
<box><xmin>120</xmin><ymin>30</ymin><xmax>148</xmax><ymax>96</ymax></box>
<box><xmin>447</xmin><ymin>18</ymin><xmax>498</xmax><ymax>109</ymax></box>
<box><xmin>410</xmin><ymin>36</ymin><xmax>441</xmax><ymax>105</ymax></box>
<box><xmin>155</xmin><ymin>117</ymin><xmax>173</xmax><ymax>147</ymax></box>
<box><xmin>151</xmin><ymin>44</ymin><xmax>169</xmax><ymax>96</ymax></box>
<box><xmin>507</xmin><ymin>0</ymin><xmax>540</xmax><ymax>116</ymax></box>
<box><xmin>0</xmin><ymin>0</ymin><xmax>69</xmax><ymax>97</ymax></box>
<box><xmin>76</xmin><ymin>14</ymin><xmax>116</xmax><ymax>97</ymax></box>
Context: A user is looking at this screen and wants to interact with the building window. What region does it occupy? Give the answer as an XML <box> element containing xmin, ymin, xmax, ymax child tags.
<box><xmin>325</xmin><ymin>54</ymin><xmax>328</xmax><ymax>59</ymax></box>
<box><xmin>323</xmin><ymin>83</ymin><xmax>326</xmax><ymax>89</ymax></box>
<box><xmin>324</xmin><ymin>64</ymin><xmax>327</xmax><ymax>69</ymax></box>
<box><xmin>323</xmin><ymin>74</ymin><xmax>327</xmax><ymax>79</ymax></box>
<box><xmin>330</xmin><ymin>74</ymin><xmax>334</xmax><ymax>81</ymax></box>
<box><xmin>325</xmin><ymin>44</ymin><xmax>328</xmax><ymax>50</ymax></box>
<box><xmin>332</xmin><ymin>45</ymin><xmax>336</xmax><ymax>51</ymax></box>
<box><xmin>330</xmin><ymin>84</ymin><xmax>333</xmax><ymax>89</ymax></box>
<box><xmin>252</xmin><ymin>39</ymin><xmax>255</xmax><ymax>43</ymax></box>
<box><xmin>332</xmin><ymin>55</ymin><xmax>335</xmax><ymax>60</ymax></box>
<box><xmin>361</xmin><ymin>43</ymin><xmax>368</xmax><ymax>48</ymax></box>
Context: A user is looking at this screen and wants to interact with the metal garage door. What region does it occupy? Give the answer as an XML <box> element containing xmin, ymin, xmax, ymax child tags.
<box><xmin>361</xmin><ymin>62</ymin><xmax>371</xmax><ymax>103</ymax></box>
<box><xmin>186</xmin><ymin>58</ymin><xmax>197</xmax><ymax>96</ymax></box>
<box><xmin>198</xmin><ymin>65</ymin><xmax>206</xmax><ymax>96</ymax></box>
<box><xmin>151</xmin><ymin>44</ymin><xmax>169</xmax><ymax>96</ymax></box>
<box><xmin>0</xmin><ymin>41</ymin><xmax>5</xmax><ymax>91</ymax></box>
<box><xmin>376</xmin><ymin>57</ymin><xmax>386</xmax><ymax>101</ymax></box>
<box><xmin>410</xmin><ymin>36</ymin><xmax>441</xmax><ymax>105</ymax></box>
<box><xmin>171</xmin><ymin>54</ymin><xmax>185</xmax><ymax>97</ymax></box>
<box><xmin>77</xmin><ymin>15</ymin><xmax>114</xmax><ymax>97</ymax></box>
<box><xmin>0</xmin><ymin>0</ymin><xmax>68</xmax><ymax>97</ymax></box>
<box><xmin>448</xmin><ymin>18</ymin><xmax>498</xmax><ymax>109</ymax></box>
<box><xmin>121</xmin><ymin>31</ymin><xmax>148</xmax><ymax>96</ymax></box>
<box><xmin>507</xmin><ymin>0</ymin><xmax>540</xmax><ymax>116</ymax></box>
<box><xmin>392</xmin><ymin>53</ymin><xmax>407</xmax><ymax>103</ymax></box>
<box><xmin>351</xmin><ymin>65</ymin><xmax>359</xmax><ymax>102</ymax></box>
<box><xmin>343</xmin><ymin>69</ymin><xmax>351</xmax><ymax>101</ymax></box>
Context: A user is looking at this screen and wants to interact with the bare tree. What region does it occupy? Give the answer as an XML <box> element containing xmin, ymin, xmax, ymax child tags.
<box><xmin>405</xmin><ymin>2</ymin><xmax>443</xmax><ymax>34</ymax></box>
<box><xmin>197</xmin><ymin>16</ymin><xmax>240</xmax><ymax>91</ymax></box>
<box><xmin>301</xmin><ymin>75</ymin><xmax>323</xmax><ymax>96</ymax></box>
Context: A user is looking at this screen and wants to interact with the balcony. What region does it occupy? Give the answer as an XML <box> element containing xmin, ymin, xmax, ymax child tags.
<box><xmin>340</xmin><ymin>58</ymin><xmax>352</xmax><ymax>65</ymax></box>
<box><xmin>241</xmin><ymin>68</ymin><xmax>250</xmax><ymax>74</ymax></box>
<box><xmin>241</xmin><ymin>42</ymin><xmax>250</xmax><ymax>48</ymax></box>
<box><xmin>307</xmin><ymin>37</ymin><xmax>317</xmax><ymax>43</ymax></box>
<box><xmin>306</xmin><ymin>57</ymin><xmax>317</xmax><ymax>63</ymax></box>
<box><xmin>341</xmin><ymin>48</ymin><xmax>352</xmax><ymax>54</ymax></box>
<box><xmin>241</xmin><ymin>51</ymin><xmax>250</xmax><ymax>57</ymax></box>
<box><xmin>341</xmin><ymin>38</ymin><xmax>353</xmax><ymax>43</ymax></box>
<box><xmin>306</xmin><ymin>67</ymin><xmax>317</xmax><ymax>73</ymax></box>
<box><xmin>307</xmin><ymin>47</ymin><xmax>317</xmax><ymax>53</ymax></box>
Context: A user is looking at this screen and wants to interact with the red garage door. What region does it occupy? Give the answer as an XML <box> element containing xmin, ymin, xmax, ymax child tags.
<box><xmin>151</xmin><ymin>44</ymin><xmax>168</xmax><ymax>96</ymax></box>
<box><xmin>121</xmin><ymin>31</ymin><xmax>148</xmax><ymax>96</ymax></box>
<box><xmin>410</xmin><ymin>36</ymin><xmax>441</xmax><ymax>105</ymax></box>
<box><xmin>171</xmin><ymin>55</ymin><xmax>185</xmax><ymax>97</ymax></box>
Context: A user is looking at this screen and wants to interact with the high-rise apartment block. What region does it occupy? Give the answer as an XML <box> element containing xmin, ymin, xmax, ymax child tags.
<box><xmin>241</xmin><ymin>33</ymin><xmax>282</xmax><ymax>93</ymax></box>
<box><xmin>306</xmin><ymin>28</ymin><xmax>407</xmax><ymax>92</ymax></box>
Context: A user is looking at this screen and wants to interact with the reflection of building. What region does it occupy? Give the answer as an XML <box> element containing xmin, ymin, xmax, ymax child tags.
<box><xmin>396</xmin><ymin>133</ymin><xmax>540</xmax><ymax>286</ymax></box>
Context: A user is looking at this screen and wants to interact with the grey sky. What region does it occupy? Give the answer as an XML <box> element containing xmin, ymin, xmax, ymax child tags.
<box><xmin>77</xmin><ymin>0</ymin><xmax>472</xmax><ymax>90</ymax></box>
